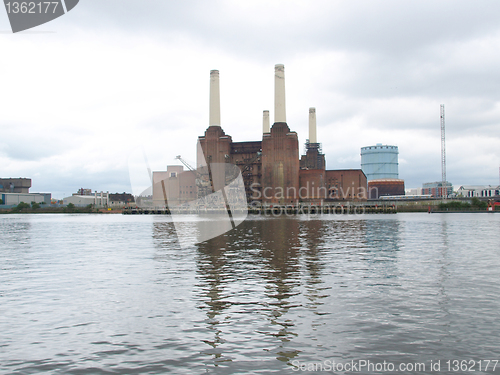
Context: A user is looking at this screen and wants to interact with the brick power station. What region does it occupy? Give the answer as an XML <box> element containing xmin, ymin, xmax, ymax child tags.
<box><xmin>153</xmin><ymin>65</ymin><xmax>367</xmax><ymax>207</ymax></box>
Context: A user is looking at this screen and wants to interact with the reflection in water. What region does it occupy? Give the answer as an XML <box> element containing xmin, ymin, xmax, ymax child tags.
<box><xmin>436</xmin><ymin>218</ymin><xmax>452</xmax><ymax>350</ymax></box>
<box><xmin>258</xmin><ymin>218</ymin><xmax>301</xmax><ymax>362</ymax></box>
<box><xmin>3</xmin><ymin>218</ymin><xmax>32</xmax><ymax>248</ymax></box>
<box><xmin>1</xmin><ymin>218</ymin><xmax>33</xmax><ymax>274</ymax></box>
<box><xmin>363</xmin><ymin>220</ymin><xmax>402</xmax><ymax>284</ymax></box>
<box><xmin>152</xmin><ymin>220</ymin><xmax>179</xmax><ymax>261</ymax></box>
<box><xmin>298</xmin><ymin>218</ymin><xmax>332</xmax><ymax>344</ymax></box>
<box><xmin>193</xmin><ymin>217</ymin><xmax>334</xmax><ymax>365</ymax></box>
<box><xmin>195</xmin><ymin>235</ymin><xmax>230</xmax><ymax>362</ymax></box>
<box><xmin>2</xmin><ymin>214</ymin><xmax>500</xmax><ymax>374</ymax></box>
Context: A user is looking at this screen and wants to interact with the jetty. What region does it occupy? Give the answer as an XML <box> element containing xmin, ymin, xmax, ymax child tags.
<box><xmin>122</xmin><ymin>202</ymin><xmax>397</xmax><ymax>215</ymax></box>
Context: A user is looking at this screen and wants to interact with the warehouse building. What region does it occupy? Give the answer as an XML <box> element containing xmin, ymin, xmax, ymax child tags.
<box><xmin>457</xmin><ymin>185</ymin><xmax>500</xmax><ymax>198</ymax></box>
<box><xmin>63</xmin><ymin>190</ymin><xmax>110</xmax><ymax>207</ymax></box>
<box><xmin>0</xmin><ymin>178</ymin><xmax>51</xmax><ymax>206</ymax></box>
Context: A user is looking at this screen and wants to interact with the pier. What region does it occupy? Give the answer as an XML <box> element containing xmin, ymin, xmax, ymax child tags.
<box><xmin>122</xmin><ymin>203</ymin><xmax>397</xmax><ymax>215</ymax></box>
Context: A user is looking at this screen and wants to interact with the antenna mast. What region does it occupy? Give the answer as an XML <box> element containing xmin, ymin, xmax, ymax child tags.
<box><xmin>440</xmin><ymin>104</ymin><xmax>446</xmax><ymax>199</ymax></box>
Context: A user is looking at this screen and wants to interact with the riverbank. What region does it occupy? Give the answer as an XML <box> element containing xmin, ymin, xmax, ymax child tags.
<box><xmin>1</xmin><ymin>198</ymin><xmax>495</xmax><ymax>214</ymax></box>
<box><xmin>0</xmin><ymin>207</ymin><xmax>123</xmax><ymax>214</ymax></box>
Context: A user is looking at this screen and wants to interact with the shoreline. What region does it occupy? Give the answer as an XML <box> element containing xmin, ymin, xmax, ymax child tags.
<box><xmin>1</xmin><ymin>208</ymin><xmax>497</xmax><ymax>215</ymax></box>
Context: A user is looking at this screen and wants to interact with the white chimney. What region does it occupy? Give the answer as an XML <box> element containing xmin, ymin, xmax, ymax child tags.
<box><xmin>209</xmin><ymin>70</ymin><xmax>220</xmax><ymax>126</ymax></box>
<box><xmin>263</xmin><ymin>110</ymin><xmax>270</xmax><ymax>133</ymax></box>
<box><xmin>274</xmin><ymin>64</ymin><xmax>286</xmax><ymax>123</ymax></box>
<box><xmin>309</xmin><ymin>107</ymin><xmax>317</xmax><ymax>143</ymax></box>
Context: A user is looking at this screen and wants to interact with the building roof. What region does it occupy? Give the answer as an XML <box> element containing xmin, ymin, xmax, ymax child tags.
<box><xmin>109</xmin><ymin>193</ymin><xmax>135</xmax><ymax>202</ymax></box>
<box><xmin>458</xmin><ymin>185</ymin><xmax>500</xmax><ymax>190</ymax></box>
<box><xmin>369</xmin><ymin>178</ymin><xmax>404</xmax><ymax>182</ymax></box>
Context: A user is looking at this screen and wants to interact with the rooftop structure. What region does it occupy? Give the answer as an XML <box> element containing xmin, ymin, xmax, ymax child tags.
<box><xmin>0</xmin><ymin>178</ymin><xmax>31</xmax><ymax>194</ymax></box>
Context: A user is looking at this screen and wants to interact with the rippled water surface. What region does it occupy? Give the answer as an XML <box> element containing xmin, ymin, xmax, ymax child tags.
<box><xmin>1</xmin><ymin>213</ymin><xmax>499</xmax><ymax>374</ymax></box>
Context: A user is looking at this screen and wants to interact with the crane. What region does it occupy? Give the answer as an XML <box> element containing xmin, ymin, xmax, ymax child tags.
<box><xmin>175</xmin><ymin>155</ymin><xmax>212</xmax><ymax>198</ymax></box>
<box><xmin>440</xmin><ymin>104</ymin><xmax>447</xmax><ymax>199</ymax></box>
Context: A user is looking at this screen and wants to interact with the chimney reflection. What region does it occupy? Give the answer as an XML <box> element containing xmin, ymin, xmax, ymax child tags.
<box><xmin>299</xmin><ymin>219</ymin><xmax>329</xmax><ymax>313</ymax></box>
<box><xmin>195</xmin><ymin>235</ymin><xmax>230</xmax><ymax>360</ymax></box>
<box><xmin>257</xmin><ymin>217</ymin><xmax>301</xmax><ymax>362</ymax></box>
<box><xmin>191</xmin><ymin>217</ymin><xmax>336</xmax><ymax>365</ymax></box>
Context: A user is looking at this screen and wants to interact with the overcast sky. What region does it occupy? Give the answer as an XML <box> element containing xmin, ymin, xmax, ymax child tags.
<box><xmin>1</xmin><ymin>0</ymin><xmax>500</xmax><ymax>198</ymax></box>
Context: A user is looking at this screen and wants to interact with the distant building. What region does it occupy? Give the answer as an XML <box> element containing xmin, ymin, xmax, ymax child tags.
<box><xmin>63</xmin><ymin>190</ymin><xmax>109</xmax><ymax>207</ymax></box>
<box><xmin>197</xmin><ymin>67</ymin><xmax>366</xmax><ymax>205</ymax></box>
<box><xmin>0</xmin><ymin>178</ymin><xmax>51</xmax><ymax>206</ymax></box>
<box><xmin>361</xmin><ymin>144</ymin><xmax>399</xmax><ymax>181</ymax></box>
<box><xmin>368</xmin><ymin>179</ymin><xmax>405</xmax><ymax>199</ymax></box>
<box><xmin>422</xmin><ymin>181</ymin><xmax>453</xmax><ymax>198</ymax></box>
<box><xmin>298</xmin><ymin>169</ymin><xmax>367</xmax><ymax>202</ymax></box>
<box><xmin>109</xmin><ymin>193</ymin><xmax>135</xmax><ymax>208</ymax></box>
<box><xmin>1</xmin><ymin>192</ymin><xmax>51</xmax><ymax>205</ymax></box>
<box><xmin>151</xmin><ymin>65</ymin><xmax>368</xmax><ymax>207</ymax></box>
<box><xmin>405</xmin><ymin>188</ymin><xmax>423</xmax><ymax>196</ymax></box>
<box><xmin>457</xmin><ymin>185</ymin><xmax>500</xmax><ymax>198</ymax></box>
<box><xmin>0</xmin><ymin>178</ymin><xmax>31</xmax><ymax>194</ymax></box>
<box><xmin>74</xmin><ymin>188</ymin><xmax>93</xmax><ymax>196</ymax></box>
<box><xmin>152</xmin><ymin>166</ymin><xmax>197</xmax><ymax>207</ymax></box>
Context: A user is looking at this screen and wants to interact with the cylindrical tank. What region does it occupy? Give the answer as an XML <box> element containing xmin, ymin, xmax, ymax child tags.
<box><xmin>368</xmin><ymin>179</ymin><xmax>405</xmax><ymax>199</ymax></box>
<box><xmin>361</xmin><ymin>144</ymin><xmax>399</xmax><ymax>181</ymax></box>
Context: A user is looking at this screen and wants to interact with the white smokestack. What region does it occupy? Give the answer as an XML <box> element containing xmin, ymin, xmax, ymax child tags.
<box><xmin>209</xmin><ymin>70</ymin><xmax>220</xmax><ymax>126</ymax></box>
<box><xmin>309</xmin><ymin>107</ymin><xmax>317</xmax><ymax>143</ymax></box>
<box><xmin>263</xmin><ymin>110</ymin><xmax>270</xmax><ymax>133</ymax></box>
<box><xmin>274</xmin><ymin>64</ymin><xmax>286</xmax><ymax>123</ymax></box>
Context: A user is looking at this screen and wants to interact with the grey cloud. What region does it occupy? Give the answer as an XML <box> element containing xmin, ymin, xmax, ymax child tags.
<box><xmin>62</xmin><ymin>1</ymin><xmax>500</xmax><ymax>56</ymax></box>
<box><xmin>0</xmin><ymin>122</ymin><xmax>87</xmax><ymax>161</ymax></box>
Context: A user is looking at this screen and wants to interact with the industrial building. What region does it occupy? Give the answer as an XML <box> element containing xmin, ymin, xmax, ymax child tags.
<box><xmin>360</xmin><ymin>144</ymin><xmax>405</xmax><ymax>199</ymax></box>
<box><xmin>456</xmin><ymin>185</ymin><xmax>500</xmax><ymax>198</ymax></box>
<box><xmin>109</xmin><ymin>193</ymin><xmax>135</xmax><ymax>208</ymax></box>
<box><xmin>1</xmin><ymin>192</ymin><xmax>51</xmax><ymax>206</ymax></box>
<box><xmin>361</xmin><ymin>144</ymin><xmax>399</xmax><ymax>180</ymax></box>
<box><xmin>152</xmin><ymin>166</ymin><xmax>196</xmax><ymax>207</ymax></box>
<box><xmin>368</xmin><ymin>179</ymin><xmax>405</xmax><ymax>199</ymax></box>
<box><xmin>422</xmin><ymin>181</ymin><xmax>453</xmax><ymax>198</ymax></box>
<box><xmin>153</xmin><ymin>65</ymin><xmax>367</xmax><ymax>207</ymax></box>
<box><xmin>63</xmin><ymin>189</ymin><xmax>110</xmax><ymax>207</ymax></box>
<box><xmin>0</xmin><ymin>178</ymin><xmax>32</xmax><ymax>193</ymax></box>
<box><xmin>0</xmin><ymin>178</ymin><xmax>51</xmax><ymax>206</ymax></box>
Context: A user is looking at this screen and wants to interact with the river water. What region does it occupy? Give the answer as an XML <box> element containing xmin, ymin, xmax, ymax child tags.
<box><xmin>1</xmin><ymin>213</ymin><xmax>499</xmax><ymax>374</ymax></box>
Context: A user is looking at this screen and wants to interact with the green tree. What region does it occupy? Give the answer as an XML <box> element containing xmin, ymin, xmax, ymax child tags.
<box><xmin>438</xmin><ymin>201</ymin><xmax>471</xmax><ymax>210</ymax></box>
<box><xmin>65</xmin><ymin>203</ymin><xmax>75</xmax><ymax>213</ymax></box>
<box><xmin>471</xmin><ymin>197</ymin><xmax>487</xmax><ymax>210</ymax></box>
<box><xmin>13</xmin><ymin>202</ymin><xmax>30</xmax><ymax>212</ymax></box>
<box><xmin>31</xmin><ymin>201</ymin><xmax>40</xmax><ymax>210</ymax></box>
<box><xmin>0</xmin><ymin>198</ymin><xmax>3</xmax><ymax>205</ymax></box>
